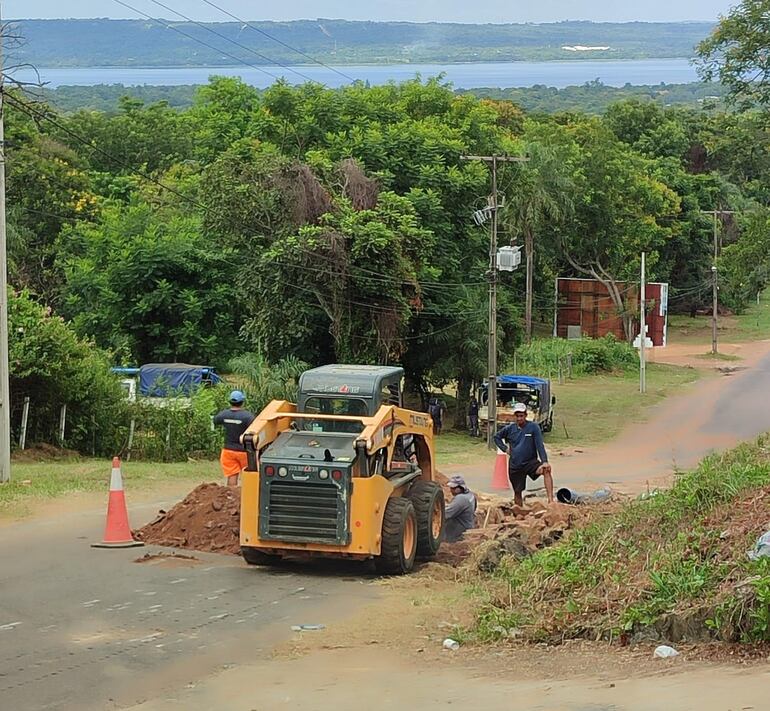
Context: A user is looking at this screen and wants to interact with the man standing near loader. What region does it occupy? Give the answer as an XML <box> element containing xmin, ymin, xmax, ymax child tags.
<box><xmin>494</xmin><ymin>402</ymin><xmax>554</xmax><ymax>506</ymax></box>
<box><xmin>213</xmin><ymin>390</ymin><xmax>255</xmax><ymax>487</ymax></box>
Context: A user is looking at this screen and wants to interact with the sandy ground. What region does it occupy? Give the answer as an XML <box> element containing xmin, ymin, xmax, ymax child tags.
<box><xmin>123</xmin><ymin>575</ymin><xmax>770</xmax><ymax>711</ymax></box>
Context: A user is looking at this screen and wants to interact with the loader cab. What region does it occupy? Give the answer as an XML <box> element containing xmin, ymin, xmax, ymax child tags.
<box><xmin>297</xmin><ymin>365</ymin><xmax>404</xmax><ymax>421</ymax></box>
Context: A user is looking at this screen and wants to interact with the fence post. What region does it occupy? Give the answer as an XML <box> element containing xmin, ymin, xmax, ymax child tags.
<box><xmin>165</xmin><ymin>422</ymin><xmax>171</xmax><ymax>459</ymax></box>
<box><xmin>58</xmin><ymin>404</ymin><xmax>67</xmax><ymax>446</ymax></box>
<box><xmin>558</xmin><ymin>359</ymin><xmax>564</xmax><ymax>385</ymax></box>
<box><xmin>19</xmin><ymin>396</ymin><xmax>30</xmax><ymax>450</ymax></box>
<box><xmin>127</xmin><ymin>419</ymin><xmax>135</xmax><ymax>461</ymax></box>
<box><xmin>567</xmin><ymin>352</ymin><xmax>573</xmax><ymax>379</ymax></box>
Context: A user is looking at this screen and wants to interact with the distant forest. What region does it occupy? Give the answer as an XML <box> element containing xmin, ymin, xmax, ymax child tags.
<box><xmin>43</xmin><ymin>81</ymin><xmax>728</xmax><ymax>115</ymax></box>
<box><xmin>7</xmin><ymin>18</ymin><xmax>715</xmax><ymax>66</ymax></box>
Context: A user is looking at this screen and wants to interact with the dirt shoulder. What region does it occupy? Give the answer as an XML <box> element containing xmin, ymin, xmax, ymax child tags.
<box><xmin>123</xmin><ymin>570</ymin><xmax>770</xmax><ymax>711</ymax></box>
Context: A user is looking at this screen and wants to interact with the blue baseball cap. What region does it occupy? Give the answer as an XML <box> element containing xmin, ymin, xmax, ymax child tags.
<box><xmin>229</xmin><ymin>390</ymin><xmax>245</xmax><ymax>404</ymax></box>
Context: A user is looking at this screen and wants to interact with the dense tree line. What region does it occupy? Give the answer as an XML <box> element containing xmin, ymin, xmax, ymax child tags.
<box><xmin>45</xmin><ymin>80</ymin><xmax>728</xmax><ymax>117</ymax></box>
<box><xmin>6</xmin><ymin>50</ymin><xmax>770</xmax><ymax>424</ymax></box>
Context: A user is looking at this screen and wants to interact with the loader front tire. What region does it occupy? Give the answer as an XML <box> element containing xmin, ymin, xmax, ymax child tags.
<box><xmin>408</xmin><ymin>481</ymin><xmax>444</xmax><ymax>558</ymax></box>
<box><xmin>374</xmin><ymin>497</ymin><xmax>417</xmax><ymax>575</ymax></box>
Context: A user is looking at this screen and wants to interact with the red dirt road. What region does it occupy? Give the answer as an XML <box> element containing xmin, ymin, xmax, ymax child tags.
<box><xmin>450</xmin><ymin>340</ymin><xmax>770</xmax><ymax>497</ymax></box>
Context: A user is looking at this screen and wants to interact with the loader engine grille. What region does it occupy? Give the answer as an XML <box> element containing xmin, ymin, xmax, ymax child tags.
<box><xmin>264</xmin><ymin>480</ymin><xmax>343</xmax><ymax>544</ymax></box>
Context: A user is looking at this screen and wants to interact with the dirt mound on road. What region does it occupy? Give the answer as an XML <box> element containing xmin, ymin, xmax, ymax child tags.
<box><xmin>134</xmin><ymin>483</ymin><xmax>241</xmax><ymax>555</ymax></box>
<box><xmin>436</xmin><ymin>495</ymin><xmax>599</xmax><ymax>569</ymax></box>
<box><xmin>132</xmin><ymin>476</ymin><xmax>604</xmax><ymax>568</ymax></box>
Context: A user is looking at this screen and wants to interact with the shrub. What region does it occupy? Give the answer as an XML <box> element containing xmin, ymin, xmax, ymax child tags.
<box><xmin>9</xmin><ymin>288</ymin><xmax>127</xmax><ymax>455</ymax></box>
<box><xmin>508</xmin><ymin>335</ymin><xmax>637</xmax><ymax>377</ymax></box>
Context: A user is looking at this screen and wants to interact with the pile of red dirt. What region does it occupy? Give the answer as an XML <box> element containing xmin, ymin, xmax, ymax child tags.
<box><xmin>435</xmin><ymin>495</ymin><xmax>593</xmax><ymax>569</ymax></box>
<box><xmin>133</xmin><ymin>477</ymin><xmax>605</xmax><ymax>568</ymax></box>
<box><xmin>134</xmin><ymin>483</ymin><xmax>241</xmax><ymax>555</ymax></box>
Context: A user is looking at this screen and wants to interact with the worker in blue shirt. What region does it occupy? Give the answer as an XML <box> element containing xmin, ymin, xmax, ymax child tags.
<box><xmin>494</xmin><ymin>402</ymin><xmax>554</xmax><ymax>506</ymax></box>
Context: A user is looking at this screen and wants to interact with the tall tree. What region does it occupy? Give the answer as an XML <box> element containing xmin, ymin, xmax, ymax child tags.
<box><xmin>697</xmin><ymin>0</ymin><xmax>770</xmax><ymax>107</ymax></box>
<box><xmin>504</xmin><ymin>135</ymin><xmax>576</xmax><ymax>342</ymax></box>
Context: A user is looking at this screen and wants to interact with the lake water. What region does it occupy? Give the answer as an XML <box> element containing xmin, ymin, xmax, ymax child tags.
<box><xmin>28</xmin><ymin>58</ymin><xmax>698</xmax><ymax>89</ymax></box>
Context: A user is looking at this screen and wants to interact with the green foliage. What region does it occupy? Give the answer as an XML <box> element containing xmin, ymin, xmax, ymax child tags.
<box><xmin>228</xmin><ymin>353</ymin><xmax>307</xmax><ymax>412</ymax></box>
<box><xmin>461</xmin><ymin>82</ymin><xmax>728</xmax><ymax>115</ymax></box>
<box><xmin>58</xmin><ymin>202</ymin><xmax>240</xmax><ymax>366</ymax></box>
<box><xmin>697</xmin><ymin>0</ymin><xmax>770</xmax><ymax>107</ymax></box>
<box><xmin>45</xmin><ymin>81</ymin><xmax>729</xmax><ymax>117</ymax></box>
<box><xmin>511</xmin><ymin>335</ymin><xmax>638</xmax><ymax>377</ymax></box>
<box><xmin>61</xmin><ymin>97</ymin><xmax>193</xmax><ymax>173</ymax></box>
<box><xmin>7</xmin><ymin>70</ymin><xmax>770</xmax><ymax>456</ymax></box>
<box><xmin>123</xmin><ymin>386</ymin><xmax>225</xmax><ymax>461</ymax></box>
<box><xmin>8</xmin><ymin>288</ymin><xmax>126</xmax><ymax>455</ymax></box>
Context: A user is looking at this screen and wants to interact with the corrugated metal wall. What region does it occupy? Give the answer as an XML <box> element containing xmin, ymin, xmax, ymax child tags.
<box><xmin>555</xmin><ymin>278</ymin><xmax>668</xmax><ymax>346</ymax></box>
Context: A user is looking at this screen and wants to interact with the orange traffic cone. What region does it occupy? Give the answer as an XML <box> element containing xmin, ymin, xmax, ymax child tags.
<box><xmin>92</xmin><ymin>457</ymin><xmax>144</xmax><ymax>548</ymax></box>
<box><xmin>491</xmin><ymin>448</ymin><xmax>510</xmax><ymax>491</ymax></box>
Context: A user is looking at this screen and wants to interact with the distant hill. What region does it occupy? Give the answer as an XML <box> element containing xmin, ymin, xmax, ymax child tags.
<box><xmin>6</xmin><ymin>18</ymin><xmax>714</xmax><ymax>67</ymax></box>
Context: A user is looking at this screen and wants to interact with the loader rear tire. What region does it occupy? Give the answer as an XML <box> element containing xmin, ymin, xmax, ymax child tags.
<box><xmin>408</xmin><ymin>481</ymin><xmax>444</xmax><ymax>558</ymax></box>
<box><xmin>374</xmin><ymin>497</ymin><xmax>417</xmax><ymax>575</ymax></box>
<box><xmin>241</xmin><ymin>546</ymin><xmax>281</xmax><ymax>567</ymax></box>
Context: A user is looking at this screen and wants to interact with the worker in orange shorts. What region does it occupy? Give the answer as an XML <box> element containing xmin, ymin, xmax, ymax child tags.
<box><xmin>213</xmin><ymin>390</ymin><xmax>255</xmax><ymax>486</ymax></box>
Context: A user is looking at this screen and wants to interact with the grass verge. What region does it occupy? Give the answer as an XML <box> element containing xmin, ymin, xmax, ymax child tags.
<box><xmin>0</xmin><ymin>458</ymin><xmax>216</xmax><ymax>518</ymax></box>
<box><xmin>473</xmin><ymin>435</ymin><xmax>770</xmax><ymax>644</ymax></box>
<box><xmin>669</xmin><ymin>289</ymin><xmax>770</xmax><ymax>345</ymax></box>
<box><xmin>543</xmin><ymin>363</ymin><xmax>698</xmax><ymax>447</ymax></box>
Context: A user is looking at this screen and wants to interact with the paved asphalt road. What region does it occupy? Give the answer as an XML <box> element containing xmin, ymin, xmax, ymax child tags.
<box><xmin>0</xmin><ymin>498</ymin><xmax>372</xmax><ymax>711</ymax></box>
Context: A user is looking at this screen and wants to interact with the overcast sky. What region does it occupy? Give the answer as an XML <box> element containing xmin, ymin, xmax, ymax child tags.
<box><xmin>4</xmin><ymin>0</ymin><xmax>737</xmax><ymax>23</ymax></box>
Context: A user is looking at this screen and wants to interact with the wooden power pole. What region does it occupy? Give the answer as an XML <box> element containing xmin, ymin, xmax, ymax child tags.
<box><xmin>701</xmin><ymin>209</ymin><xmax>734</xmax><ymax>356</ymax></box>
<box><xmin>0</xmin><ymin>9</ymin><xmax>11</xmax><ymax>482</ymax></box>
<box><xmin>461</xmin><ymin>154</ymin><xmax>528</xmax><ymax>449</ymax></box>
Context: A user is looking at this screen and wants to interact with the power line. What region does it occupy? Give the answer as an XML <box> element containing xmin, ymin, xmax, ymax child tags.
<box><xmin>144</xmin><ymin>0</ymin><xmax>318</xmax><ymax>84</ymax></box>
<box><xmin>199</xmin><ymin>0</ymin><xmax>357</xmax><ymax>83</ymax></box>
<box><xmin>111</xmin><ymin>0</ymin><xmax>282</xmax><ymax>82</ymax></box>
<box><xmin>268</xmin><ymin>252</ymin><xmax>487</xmax><ymax>292</ymax></box>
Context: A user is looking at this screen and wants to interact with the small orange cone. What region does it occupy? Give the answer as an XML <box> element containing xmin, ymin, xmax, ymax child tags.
<box><xmin>491</xmin><ymin>448</ymin><xmax>510</xmax><ymax>491</ymax></box>
<box><xmin>92</xmin><ymin>457</ymin><xmax>144</xmax><ymax>548</ymax></box>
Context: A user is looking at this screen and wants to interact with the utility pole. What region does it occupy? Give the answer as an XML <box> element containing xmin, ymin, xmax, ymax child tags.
<box><xmin>461</xmin><ymin>154</ymin><xmax>528</xmax><ymax>449</ymax></box>
<box><xmin>701</xmin><ymin>210</ymin><xmax>734</xmax><ymax>356</ymax></box>
<box><xmin>639</xmin><ymin>252</ymin><xmax>647</xmax><ymax>395</ymax></box>
<box><xmin>0</xmin><ymin>9</ymin><xmax>10</xmax><ymax>483</ymax></box>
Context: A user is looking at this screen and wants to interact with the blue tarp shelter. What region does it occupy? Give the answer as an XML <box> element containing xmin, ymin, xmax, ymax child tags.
<box><xmin>137</xmin><ymin>364</ymin><xmax>221</xmax><ymax>397</ymax></box>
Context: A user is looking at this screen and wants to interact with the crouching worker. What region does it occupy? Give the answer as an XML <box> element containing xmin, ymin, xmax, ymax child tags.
<box><xmin>213</xmin><ymin>390</ymin><xmax>255</xmax><ymax>487</ymax></box>
<box><xmin>494</xmin><ymin>402</ymin><xmax>554</xmax><ymax>506</ymax></box>
<box><xmin>444</xmin><ymin>475</ymin><xmax>477</xmax><ymax>542</ymax></box>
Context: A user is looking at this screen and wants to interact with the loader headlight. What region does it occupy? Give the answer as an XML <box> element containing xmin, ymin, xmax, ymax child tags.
<box><xmin>278</xmin><ymin>466</ymin><xmax>288</xmax><ymax>477</ymax></box>
<box><xmin>319</xmin><ymin>469</ymin><xmax>329</xmax><ymax>480</ymax></box>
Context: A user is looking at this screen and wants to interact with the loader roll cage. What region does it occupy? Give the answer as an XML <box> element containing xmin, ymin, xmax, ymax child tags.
<box><xmin>241</xmin><ymin>401</ymin><xmax>434</xmax><ymax>482</ymax></box>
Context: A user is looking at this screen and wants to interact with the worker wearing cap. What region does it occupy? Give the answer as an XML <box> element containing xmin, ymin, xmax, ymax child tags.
<box><xmin>444</xmin><ymin>475</ymin><xmax>477</xmax><ymax>542</ymax></box>
<box><xmin>494</xmin><ymin>402</ymin><xmax>554</xmax><ymax>506</ymax></box>
<box><xmin>213</xmin><ymin>391</ymin><xmax>255</xmax><ymax>487</ymax></box>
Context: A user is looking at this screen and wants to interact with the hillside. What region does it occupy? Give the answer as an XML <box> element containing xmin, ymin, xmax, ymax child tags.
<box><xmin>6</xmin><ymin>18</ymin><xmax>715</xmax><ymax>67</ymax></box>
